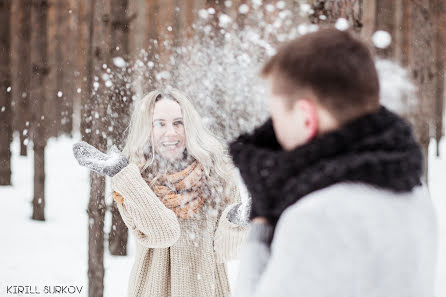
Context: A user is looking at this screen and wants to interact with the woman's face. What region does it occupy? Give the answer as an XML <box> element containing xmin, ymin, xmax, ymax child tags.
<box><xmin>152</xmin><ymin>99</ymin><xmax>186</xmax><ymax>161</ymax></box>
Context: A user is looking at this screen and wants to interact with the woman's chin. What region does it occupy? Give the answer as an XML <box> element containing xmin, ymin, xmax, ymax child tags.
<box><xmin>160</xmin><ymin>149</ymin><xmax>185</xmax><ymax>162</ymax></box>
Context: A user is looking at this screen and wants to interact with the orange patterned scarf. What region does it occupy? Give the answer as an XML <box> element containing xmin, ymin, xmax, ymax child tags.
<box><xmin>113</xmin><ymin>161</ymin><xmax>206</xmax><ymax>219</ymax></box>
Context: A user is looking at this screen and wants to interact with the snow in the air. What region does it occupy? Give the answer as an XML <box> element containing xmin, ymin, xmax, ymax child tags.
<box><xmin>373</xmin><ymin>30</ymin><xmax>392</xmax><ymax>49</ymax></box>
<box><xmin>335</xmin><ymin>18</ymin><xmax>349</xmax><ymax>31</ymax></box>
<box><xmin>112</xmin><ymin>57</ymin><xmax>127</xmax><ymax>68</ymax></box>
<box><xmin>238</xmin><ymin>4</ymin><xmax>249</xmax><ymax>14</ymax></box>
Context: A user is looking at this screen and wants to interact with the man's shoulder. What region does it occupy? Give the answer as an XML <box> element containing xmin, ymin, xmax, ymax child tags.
<box><xmin>279</xmin><ymin>182</ymin><xmax>434</xmax><ymax>228</ymax></box>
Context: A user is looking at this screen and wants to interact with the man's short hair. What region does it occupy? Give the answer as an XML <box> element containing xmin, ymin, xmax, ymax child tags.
<box><xmin>262</xmin><ymin>28</ymin><xmax>380</xmax><ymax>124</ymax></box>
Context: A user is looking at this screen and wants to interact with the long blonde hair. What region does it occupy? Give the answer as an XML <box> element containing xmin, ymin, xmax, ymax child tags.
<box><xmin>122</xmin><ymin>88</ymin><xmax>237</xmax><ymax>196</ymax></box>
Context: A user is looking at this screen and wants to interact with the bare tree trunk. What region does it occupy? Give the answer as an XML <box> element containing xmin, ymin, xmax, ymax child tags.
<box><xmin>433</xmin><ymin>0</ymin><xmax>446</xmax><ymax>156</ymax></box>
<box><xmin>30</xmin><ymin>0</ymin><xmax>49</xmax><ymax>221</ymax></box>
<box><xmin>80</xmin><ymin>0</ymin><xmax>95</xmax><ymax>144</ymax></box>
<box><xmin>309</xmin><ymin>0</ymin><xmax>363</xmax><ymax>33</ymax></box>
<box><xmin>157</xmin><ymin>0</ymin><xmax>175</xmax><ymax>76</ymax></box>
<box><xmin>87</xmin><ymin>0</ymin><xmax>110</xmax><ymax>295</ymax></box>
<box><xmin>74</xmin><ymin>0</ymin><xmax>89</xmax><ymax>137</ymax></box>
<box><xmin>0</xmin><ymin>0</ymin><xmax>12</xmax><ymax>185</ymax></box>
<box><xmin>140</xmin><ymin>0</ymin><xmax>159</xmax><ymax>95</ymax></box>
<box><xmin>405</xmin><ymin>0</ymin><xmax>435</xmax><ymax>182</ymax></box>
<box><xmin>53</xmin><ymin>0</ymin><xmax>75</xmax><ymax>137</ymax></box>
<box><xmin>108</xmin><ymin>0</ymin><xmax>131</xmax><ymax>256</ymax></box>
<box><xmin>373</xmin><ymin>0</ymin><xmax>395</xmax><ymax>58</ymax></box>
<box><xmin>15</xmin><ymin>0</ymin><xmax>32</xmax><ymax>156</ymax></box>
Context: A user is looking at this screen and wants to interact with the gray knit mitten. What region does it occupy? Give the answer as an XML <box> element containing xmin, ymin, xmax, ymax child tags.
<box><xmin>72</xmin><ymin>141</ymin><xmax>129</xmax><ymax>177</ymax></box>
<box><xmin>227</xmin><ymin>202</ymin><xmax>250</xmax><ymax>226</ymax></box>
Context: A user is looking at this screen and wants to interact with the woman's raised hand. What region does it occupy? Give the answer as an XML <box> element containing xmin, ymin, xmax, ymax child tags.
<box><xmin>72</xmin><ymin>141</ymin><xmax>129</xmax><ymax>177</ymax></box>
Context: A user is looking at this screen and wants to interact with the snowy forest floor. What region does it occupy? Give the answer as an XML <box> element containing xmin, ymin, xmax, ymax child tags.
<box><xmin>1</xmin><ymin>132</ymin><xmax>445</xmax><ymax>297</ymax></box>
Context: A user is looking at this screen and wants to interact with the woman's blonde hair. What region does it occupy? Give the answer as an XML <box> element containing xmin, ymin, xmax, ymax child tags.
<box><xmin>122</xmin><ymin>88</ymin><xmax>237</xmax><ymax>197</ymax></box>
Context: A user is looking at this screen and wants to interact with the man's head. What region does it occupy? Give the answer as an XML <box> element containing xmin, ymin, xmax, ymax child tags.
<box><xmin>262</xmin><ymin>28</ymin><xmax>380</xmax><ymax>150</ymax></box>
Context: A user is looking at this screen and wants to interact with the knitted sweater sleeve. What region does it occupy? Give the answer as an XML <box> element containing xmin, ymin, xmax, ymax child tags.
<box><xmin>111</xmin><ymin>163</ymin><xmax>181</xmax><ymax>248</ymax></box>
<box><xmin>213</xmin><ymin>186</ymin><xmax>249</xmax><ymax>263</ymax></box>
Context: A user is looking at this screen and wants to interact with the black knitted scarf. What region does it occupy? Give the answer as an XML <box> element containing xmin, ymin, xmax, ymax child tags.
<box><xmin>229</xmin><ymin>106</ymin><xmax>424</xmax><ymax>226</ymax></box>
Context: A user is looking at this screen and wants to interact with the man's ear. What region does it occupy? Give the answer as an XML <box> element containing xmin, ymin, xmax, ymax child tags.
<box><xmin>297</xmin><ymin>99</ymin><xmax>318</xmax><ymax>141</ymax></box>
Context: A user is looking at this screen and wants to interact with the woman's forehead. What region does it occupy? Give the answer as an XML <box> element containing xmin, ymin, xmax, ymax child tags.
<box><xmin>153</xmin><ymin>99</ymin><xmax>183</xmax><ymax>120</ymax></box>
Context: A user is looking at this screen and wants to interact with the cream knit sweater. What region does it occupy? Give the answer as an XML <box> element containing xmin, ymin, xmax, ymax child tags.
<box><xmin>111</xmin><ymin>163</ymin><xmax>248</xmax><ymax>297</ymax></box>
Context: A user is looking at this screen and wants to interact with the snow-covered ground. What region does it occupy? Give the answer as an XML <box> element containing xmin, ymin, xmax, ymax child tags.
<box><xmin>1</xmin><ymin>132</ymin><xmax>445</xmax><ymax>296</ymax></box>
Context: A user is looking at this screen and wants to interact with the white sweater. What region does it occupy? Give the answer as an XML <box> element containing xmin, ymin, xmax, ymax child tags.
<box><xmin>234</xmin><ymin>182</ymin><xmax>437</xmax><ymax>297</ymax></box>
<box><xmin>111</xmin><ymin>163</ymin><xmax>248</xmax><ymax>297</ymax></box>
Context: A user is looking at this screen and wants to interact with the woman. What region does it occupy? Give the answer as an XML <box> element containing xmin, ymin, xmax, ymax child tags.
<box><xmin>73</xmin><ymin>89</ymin><xmax>248</xmax><ymax>297</ymax></box>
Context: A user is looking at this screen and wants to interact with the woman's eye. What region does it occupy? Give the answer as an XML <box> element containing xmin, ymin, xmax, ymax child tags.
<box><xmin>153</xmin><ymin>122</ymin><xmax>165</xmax><ymax>128</ymax></box>
<box><xmin>174</xmin><ymin>121</ymin><xmax>183</xmax><ymax>126</ymax></box>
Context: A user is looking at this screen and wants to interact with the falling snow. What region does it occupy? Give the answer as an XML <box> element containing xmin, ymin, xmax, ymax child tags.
<box><xmin>113</xmin><ymin>57</ymin><xmax>127</xmax><ymax>68</ymax></box>
<box><xmin>335</xmin><ymin>18</ymin><xmax>349</xmax><ymax>31</ymax></box>
<box><xmin>238</xmin><ymin>4</ymin><xmax>249</xmax><ymax>14</ymax></box>
<box><xmin>372</xmin><ymin>30</ymin><xmax>392</xmax><ymax>49</ymax></box>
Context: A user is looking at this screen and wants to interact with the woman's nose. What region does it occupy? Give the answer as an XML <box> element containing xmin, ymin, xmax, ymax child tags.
<box><xmin>165</xmin><ymin>123</ymin><xmax>176</xmax><ymax>136</ymax></box>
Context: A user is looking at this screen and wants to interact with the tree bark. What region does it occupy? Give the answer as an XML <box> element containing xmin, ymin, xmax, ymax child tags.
<box><xmin>374</xmin><ymin>0</ymin><xmax>395</xmax><ymax>58</ymax></box>
<box><xmin>432</xmin><ymin>0</ymin><xmax>446</xmax><ymax>156</ymax></box>
<box><xmin>108</xmin><ymin>0</ymin><xmax>131</xmax><ymax>256</ymax></box>
<box><xmin>80</xmin><ymin>0</ymin><xmax>95</xmax><ymax>144</ymax></box>
<box><xmin>15</xmin><ymin>0</ymin><xmax>32</xmax><ymax>156</ymax></box>
<box><xmin>87</xmin><ymin>0</ymin><xmax>110</xmax><ymax>295</ymax></box>
<box><xmin>30</xmin><ymin>0</ymin><xmax>49</xmax><ymax>221</ymax></box>
<box><xmin>0</xmin><ymin>0</ymin><xmax>12</xmax><ymax>185</ymax></box>
<box><xmin>54</xmin><ymin>0</ymin><xmax>75</xmax><ymax>137</ymax></box>
<box><xmin>405</xmin><ymin>0</ymin><xmax>435</xmax><ymax>182</ymax></box>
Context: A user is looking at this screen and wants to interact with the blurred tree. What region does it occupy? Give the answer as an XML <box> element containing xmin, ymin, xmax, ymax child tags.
<box><xmin>46</xmin><ymin>0</ymin><xmax>58</xmax><ymax>139</ymax></box>
<box><xmin>15</xmin><ymin>0</ymin><xmax>32</xmax><ymax>156</ymax></box>
<box><xmin>432</xmin><ymin>0</ymin><xmax>446</xmax><ymax>156</ymax></box>
<box><xmin>80</xmin><ymin>0</ymin><xmax>94</xmax><ymax>144</ymax></box>
<box><xmin>87</xmin><ymin>0</ymin><xmax>110</xmax><ymax>295</ymax></box>
<box><xmin>362</xmin><ymin>0</ymin><xmax>395</xmax><ymax>58</ymax></box>
<box><xmin>404</xmin><ymin>0</ymin><xmax>435</xmax><ymax>180</ymax></box>
<box><xmin>0</xmin><ymin>0</ymin><xmax>12</xmax><ymax>185</ymax></box>
<box><xmin>309</xmin><ymin>0</ymin><xmax>363</xmax><ymax>32</ymax></box>
<box><xmin>30</xmin><ymin>0</ymin><xmax>49</xmax><ymax>221</ymax></box>
<box><xmin>108</xmin><ymin>0</ymin><xmax>132</xmax><ymax>256</ymax></box>
<box><xmin>55</xmin><ymin>0</ymin><xmax>76</xmax><ymax>137</ymax></box>
<box><xmin>360</xmin><ymin>0</ymin><xmax>438</xmax><ymax>181</ymax></box>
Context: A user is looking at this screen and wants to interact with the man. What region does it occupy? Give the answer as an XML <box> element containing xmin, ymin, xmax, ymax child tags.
<box><xmin>229</xmin><ymin>28</ymin><xmax>437</xmax><ymax>297</ymax></box>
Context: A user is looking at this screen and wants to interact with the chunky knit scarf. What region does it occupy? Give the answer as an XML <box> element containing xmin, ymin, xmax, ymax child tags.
<box><xmin>113</xmin><ymin>160</ymin><xmax>206</xmax><ymax>219</ymax></box>
<box><xmin>229</xmin><ymin>106</ymin><xmax>424</xmax><ymax>226</ymax></box>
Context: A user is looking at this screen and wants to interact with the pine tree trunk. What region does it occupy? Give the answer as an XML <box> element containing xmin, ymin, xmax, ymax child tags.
<box><xmin>87</xmin><ymin>0</ymin><xmax>110</xmax><ymax>295</ymax></box>
<box><xmin>53</xmin><ymin>0</ymin><xmax>75</xmax><ymax>137</ymax></box>
<box><xmin>374</xmin><ymin>0</ymin><xmax>395</xmax><ymax>58</ymax></box>
<box><xmin>108</xmin><ymin>0</ymin><xmax>131</xmax><ymax>256</ymax></box>
<box><xmin>80</xmin><ymin>0</ymin><xmax>95</xmax><ymax>144</ymax></box>
<box><xmin>405</xmin><ymin>0</ymin><xmax>435</xmax><ymax>182</ymax></box>
<box><xmin>433</xmin><ymin>0</ymin><xmax>446</xmax><ymax>156</ymax></box>
<box><xmin>0</xmin><ymin>0</ymin><xmax>12</xmax><ymax>185</ymax></box>
<box><xmin>45</xmin><ymin>0</ymin><xmax>57</xmax><ymax>139</ymax></box>
<box><xmin>145</xmin><ymin>0</ymin><xmax>159</xmax><ymax>93</ymax></box>
<box><xmin>30</xmin><ymin>0</ymin><xmax>49</xmax><ymax>221</ymax></box>
<box><xmin>15</xmin><ymin>0</ymin><xmax>32</xmax><ymax>156</ymax></box>
<box><xmin>74</xmin><ymin>0</ymin><xmax>89</xmax><ymax>136</ymax></box>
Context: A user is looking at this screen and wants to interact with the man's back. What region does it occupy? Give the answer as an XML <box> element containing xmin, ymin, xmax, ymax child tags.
<box><xmin>251</xmin><ymin>182</ymin><xmax>437</xmax><ymax>297</ymax></box>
